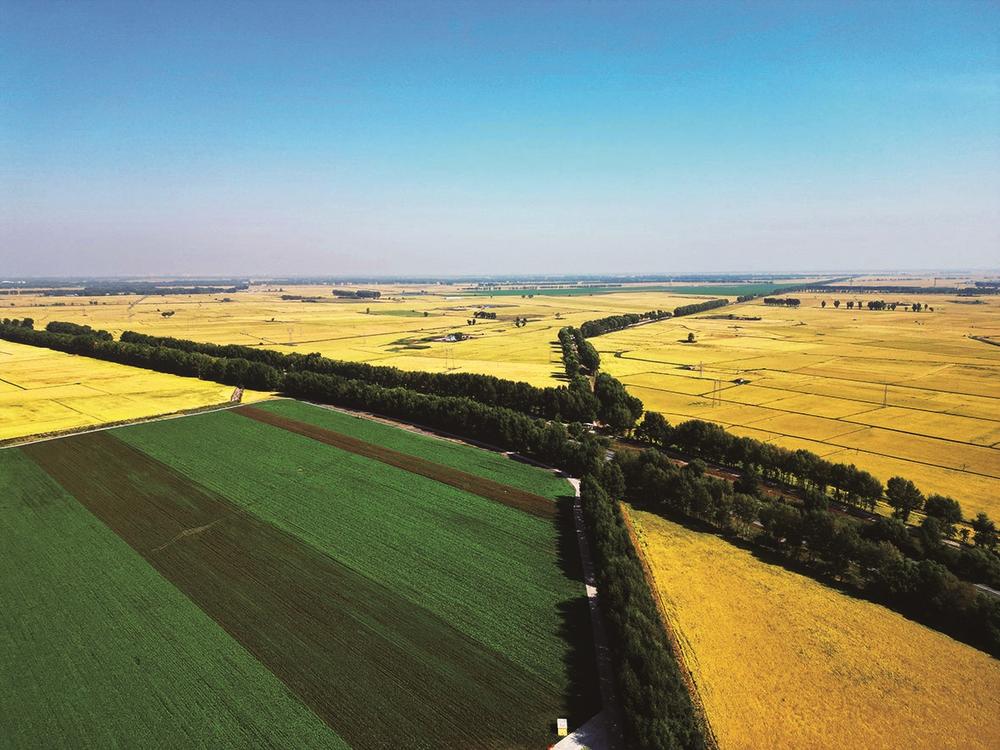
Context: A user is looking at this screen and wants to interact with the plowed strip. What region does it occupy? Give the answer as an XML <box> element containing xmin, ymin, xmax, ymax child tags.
<box><xmin>22</xmin><ymin>431</ymin><xmax>559</xmax><ymax>749</ymax></box>
<box><xmin>237</xmin><ymin>404</ymin><xmax>558</xmax><ymax>519</ymax></box>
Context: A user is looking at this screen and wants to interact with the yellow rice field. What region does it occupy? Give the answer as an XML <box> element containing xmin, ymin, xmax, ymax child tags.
<box><xmin>629</xmin><ymin>508</ymin><xmax>1000</xmax><ymax>750</ymax></box>
<box><xmin>0</xmin><ymin>340</ymin><xmax>269</xmax><ymax>442</ymax></box>
<box><xmin>600</xmin><ymin>292</ymin><xmax>1000</xmax><ymax>518</ymax></box>
<box><xmin>2</xmin><ymin>284</ymin><xmax>715</xmax><ymax>387</ymax></box>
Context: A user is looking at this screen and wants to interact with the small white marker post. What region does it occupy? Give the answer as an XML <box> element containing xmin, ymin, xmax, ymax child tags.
<box><xmin>556</xmin><ymin>718</ymin><xmax>569</xmax><ymax>737</ymax></box>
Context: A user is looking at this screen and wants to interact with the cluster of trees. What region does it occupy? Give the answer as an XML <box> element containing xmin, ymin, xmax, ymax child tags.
<box><xmin>855</xmin><ymin>300</ymin><xmax>928</xmax><ymax>312</ymax></box>
<box><xmin>580</xmin><ymin>475</ymin><xmax>706</xmax><ymax>750</ymax></box>
<box><xmin>331</xmin><ymin>288</ymin><xmax>381</xmax><ymax>299</ymax></box>
<box><xmin>735</xmin><ymin>294</ymin><xmax>757</xmax><ymax>303</ymax></box>
<box><xmin>579</xmin><ymin>310</ymin><xmax>671</xmax><ymax>338</ymax></box>
<box><xmin>615</xmin><ymin>447</ymin><xmax>1000</xmax><ymax>657</ymax></box>
<box><xmin>512</xmin><ymin>317</ymin><xmax>528</xmax><ymax>327</ymax></box>
<box><xmin>639</xmin><ymin>415</ymin><xmax>884</xmax><ymax>510</ymax></box>
<box><xmin>556</xmin><ymin>327</ymin><xmax>644</xmax><ymax>431</ymax></box>
<box><xmin>594</xmin><ymin>372</ymin><xmax>644</xmax><ymax>433</ymax></box>
<box><xmin>1</xmin><ymin>317</ymin><xmax>33</xmax><ymax>328</ymax></box>
<box><xmin>762</xmin><ymin>297</ymin><xmax>801</xmax><ymax>307</ymax></box>
<box><xmin>45</xmin><ymin>321</ymin><xmax>112</xmax><ymax>340</ymax></box>
<box><xmin>472</xmin><ymin>310</ymin><xmax>497</xmax><ymax>319</ymax></box>
<box><xmin>557</xmin><ymin>326</ymin><xmax>600</xmax><ymax>376</ymax></box>
<box><xmin>673</xmin><ymin>299</ymin><xmax>728</xmax><ymax>317</ymax></box>
<box><xmin>638</xmin><ymin>415</ymin><xmax>1000</xmax><ymax>587</ymax></box>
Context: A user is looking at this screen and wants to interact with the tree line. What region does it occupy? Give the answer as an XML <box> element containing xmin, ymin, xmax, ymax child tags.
<box><xmin>331</xmin><ymin>288</ymin><xmax>382</xmax><ymax>299</ymax></box>
<box><xmin>613</xmin><ymin>443</ymin><xmax>1000</xmax><ymax>657</ymax></box>
<box><xmin>45</xmin><ymin>321</ymin><xmax>112</xmax><ymax>340</ymax></box>
<box><xmin>580</xmin><ymin>474</ymin><xmax>706</xmax><ymax>750</ymax></box>
<box><xmin>557</xmin><ymin>326</ymin><xmax>600</xmax><ymax>376</ymax></box>
<box><xmin>672</xmin><ymin>299</ymin><xmax>728</xmax><ymax>317</ymax></box>
<box><xmin>579</xmin><ymin>310</ymin><xmax>671</xmax><ymax>338</ymax></box>
<box><xmin>762</xmin><ymin>297</ymin><xmax>801</xmax><ymax>307</ymax></box>
<box><xmin>39</xmin><ymin>283</ymin><xmax>247</xmax><ymax>297</ymax></box>
<box><xmin>556</xmin><ymin>327</ymin><xmax>643</xmax><ymax>432</ymax></box>
<box><xmin>117</xmin><ymin>330</ymin><xmax>599</xmax><ymax>422</ymax></box>
<box><xmin>636</xmin><ymin>414</ymin><xmax>999</xmax><ymax>580</ymax></box>
<box><xmin>0</xmin><ymin>319</ymin><xmax>610</xmax><ymax>476</ymax></box>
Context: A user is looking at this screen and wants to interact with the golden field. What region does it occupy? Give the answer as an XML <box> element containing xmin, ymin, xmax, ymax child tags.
<box><xmin>4</xmin><ymin>282</ymin><xmax>999</xmax><ymax>518</ymax></box>
<box><xmin>0</xmin><ymin>340</ymin><xmax>269</xmax><ymax>442</ymax></box>
<box><xmin>598</xmin><ymin>292</ymin><xmax>1000</xmax><ymax>518</ymax></box>
<box><xmin>2</xmin><ymin>283</ymin><xmax>725</xmax><ymax>387</ymax></box>
<box><xmin>629</xmin><ymin>508</ymin><xmax>1000</xmax><ymax>750</ymax></box>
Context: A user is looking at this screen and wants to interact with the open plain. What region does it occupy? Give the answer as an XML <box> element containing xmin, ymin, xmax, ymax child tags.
<box><xmin>6</xmin><ymin>281</ymin><xmax>999</xmax><ymax>518</ymax></box>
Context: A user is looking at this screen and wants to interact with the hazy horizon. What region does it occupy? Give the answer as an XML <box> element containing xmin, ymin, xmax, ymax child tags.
<box><xmin>3</xmin><ymin>1</ymin><xmax>998</xmax><ymax>277</ymax></box>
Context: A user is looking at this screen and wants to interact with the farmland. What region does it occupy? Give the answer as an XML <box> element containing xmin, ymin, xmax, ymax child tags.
<box><xmin>1</xmin><ymin>282</ymin><xmax>795</xmax><ymax>388</ymax></box>
<box><xmin>629</xmin><ymin>509</ymin><xmax>1000</xmax><ymax>750</ymax></box>
<box><xmin>0</xmin><ymin>339</ymin><xmax>269</xmax><ymax>442</ymax></box>
<box><xmin>6</xmin><ymin>281</ymin><xmax>999</xmax><ymax>519</ymax></box>
<box><xmin>599</xmin><ymin>292</ymin><xmax>1000</xmax><ymax>518</ymax></box>
<box><xmin>2</xmin><ymin>400</ymin><xmax>597</xmax><ymax>748</ymax></box>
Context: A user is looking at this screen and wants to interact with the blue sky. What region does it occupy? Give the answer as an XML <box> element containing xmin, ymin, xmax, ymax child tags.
<box><xmin>2</xmin><ymin>1</ymin><xmax>998</xmax><ymax>276</ymax></box>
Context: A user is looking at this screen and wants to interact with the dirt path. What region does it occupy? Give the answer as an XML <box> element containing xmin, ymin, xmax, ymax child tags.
<box><xmin>553</xmin><ymin>711</ymin><xmax>610</xmax><ymax>750</ymax></box>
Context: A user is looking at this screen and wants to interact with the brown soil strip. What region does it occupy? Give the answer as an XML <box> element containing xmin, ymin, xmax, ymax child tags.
<box><xmin>237</xmin><ymin>404</ymin><xmax>557</xmax><ymax>519</ymax></box>
<box><xmin>23</xmin><ymin>431</ymin><xmax>559</xmax><ymax>749</ymax></box>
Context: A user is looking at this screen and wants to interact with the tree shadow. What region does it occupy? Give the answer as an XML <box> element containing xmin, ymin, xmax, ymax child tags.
<box><xmin>550</xmin><ymin>341</ymin><xmax>571</xmax><ymax>382</ymax></box>
<box><xmin>552</xmin><ymin>493</ymin><xmax>603</xmax><ymax>726</ymax></box>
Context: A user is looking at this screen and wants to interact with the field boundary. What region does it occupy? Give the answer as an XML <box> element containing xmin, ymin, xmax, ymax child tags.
<box><xmin>620</xmin><ymin>506</ymin><xmax>720</xmax><ymax>750</ymax></box>
<box><xmin>237</xmin><ymin>405</ymin><xmax>558</xmax><ymax>519</ymax></box>
<box><xmin>0</xmin><ymin>399</ymin><xmax>262</xmax><ymax>450</ymax></box>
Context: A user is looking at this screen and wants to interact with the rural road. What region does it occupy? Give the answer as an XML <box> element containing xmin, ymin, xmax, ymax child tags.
<box><xmin>553</xmin><ymin>711</ymin><xmax>610</xmax><ymax>750</ymax></box>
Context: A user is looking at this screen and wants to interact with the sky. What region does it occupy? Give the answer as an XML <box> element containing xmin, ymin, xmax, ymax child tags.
<box><xmin>1</xmin><ymin>1</ymin><xmax>998</xmax><ymax>278</ymax></box>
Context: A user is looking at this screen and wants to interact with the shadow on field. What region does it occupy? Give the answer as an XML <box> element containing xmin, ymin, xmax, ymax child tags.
<box><xmin>550</xmin><ymin>341</ymin><xmax>571</xmax><ymax>382</ymax></box>
<box><xmin>554</xmin><ymin>494</ymin><xmax>603</xmax><ymax>725</ymax></box>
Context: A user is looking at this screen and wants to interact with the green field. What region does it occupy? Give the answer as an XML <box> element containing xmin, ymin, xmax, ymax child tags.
<box><xmin>0</xmin><ymin>448</ymin><xmax>344</xmax><ymax>749</ymax></box>
<box><xmin>258</xmin><ymin>399</ymin><xmax>572</xmax><ymax>498</ymax></box>
<box><xmin>1</xmin><ymin>401</ymin><xmax>597</xmax><ymax>748</ymax></box>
